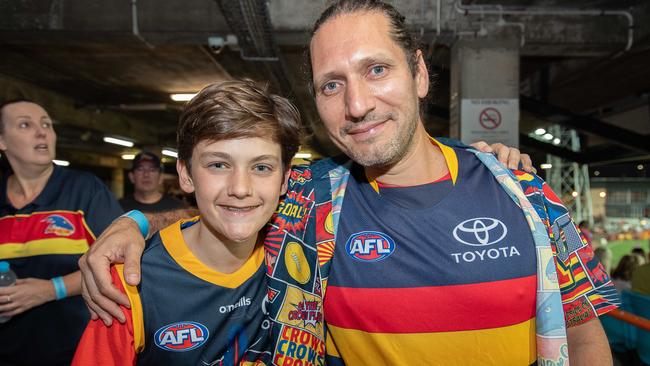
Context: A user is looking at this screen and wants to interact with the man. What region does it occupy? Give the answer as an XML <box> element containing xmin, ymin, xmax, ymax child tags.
<box><xmin>79</xmin><ymin>1</ymin><xmax>617</xmax><ymax>365</ymax></box>
<box><xmin>119</xmin><ymin>151</ymin><xmax>185</xmax><ymax>212</ymax></box>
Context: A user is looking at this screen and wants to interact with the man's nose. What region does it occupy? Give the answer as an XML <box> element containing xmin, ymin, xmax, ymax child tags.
<box><xmin>345</xmin><ymin>78</ymin><xmax>376</xmax><ymax>121</ymax></box>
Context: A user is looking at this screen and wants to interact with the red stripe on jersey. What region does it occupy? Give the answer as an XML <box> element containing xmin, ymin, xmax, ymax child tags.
<box><xmin>324</xmin><ymin>275</ymin><xmax>536</xmax><ymax>333</ymax></box>
<box><xmin>0</xmin><ymin>211</ymin><xmax>94</xmax><ymax>245</ymax></box>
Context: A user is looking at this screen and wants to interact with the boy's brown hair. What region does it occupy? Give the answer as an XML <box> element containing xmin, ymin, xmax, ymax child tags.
<box><xmin>178</xmin><ymin>79</ymin><xmax>302</xmax><ymax>170</ymax></box>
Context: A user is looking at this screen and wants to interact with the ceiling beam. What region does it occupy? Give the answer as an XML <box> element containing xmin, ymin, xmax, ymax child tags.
<box><xmin>0</xmin><ymin>74</ymin><xmax>161</xmax><ymax>146</ymax></box>
<box><xmin>520</xmin><ymin>96</ymin><xmax>650</xmax><ymax>154</ymax></box>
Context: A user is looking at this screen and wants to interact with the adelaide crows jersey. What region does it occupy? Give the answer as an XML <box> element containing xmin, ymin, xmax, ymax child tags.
<box><xmin>324</xmin><ymin>147</ymin><xmax>538</xmax><ymax>365</ymax></box>
<box><xmin>0</xmin><ymin>165</ymin><xmax>122</xmax><ymax>365</ymax></box>
<box><xmin>73</xmin><ymin>218</ymin><xmax>271</xmax><ymax>366</ymax></box>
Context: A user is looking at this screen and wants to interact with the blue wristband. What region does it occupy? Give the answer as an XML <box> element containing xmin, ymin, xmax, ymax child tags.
<box><xmin>52</xmin><ymin>276</ymin><xmax>67</xmax><ymax>300</ymax></box>
<box><xmin>121</xmin><ymin>210</ymin><xmax>149</xmax><ymax>238</ymax></box>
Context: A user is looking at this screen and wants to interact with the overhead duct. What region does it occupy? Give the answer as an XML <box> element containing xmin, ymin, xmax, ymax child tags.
<box><xmin>215</xmin><ymin>0</ymin><xmax>279</xmax><ymax>61</ymax></box>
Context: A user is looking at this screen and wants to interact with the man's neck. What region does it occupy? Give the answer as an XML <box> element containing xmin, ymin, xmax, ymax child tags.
<box><xmin>364</xmin><ymin>124</ymin><xmax>448</xmax><ymax>187</ymax></box>
<box><xmin>134</xmin><ymin>190</ymin><xmax>163</xmax><ymax>204</ymax></box>
<box><xmin>6</xmin><ymin>163</ymin><xmax>54</xmax><ymax>209</ymax></box>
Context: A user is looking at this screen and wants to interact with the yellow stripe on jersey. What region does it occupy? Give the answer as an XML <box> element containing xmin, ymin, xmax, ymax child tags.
<box><xmin>0</xmin><ymin>238</ymin><xmax>90</xmax><ymax>259</ymax></box>
<box><xmin>326</xmin><ymin>318</ymin><xmax>536</xmax><ymax>366</ymax></box>
<box><xmin>430</xmin><ymin>137</ymin><xmax>459</xmax><ymax>185</ymax></box>
<box><xmin>160</xmin><ymin>218</ymin><xmax>264</xmax><ymax>288</ymax></box>
<box><xmin>115</xmin><ymin>264</ymin><xmax>145</xmax><ymax>353</ymax></box>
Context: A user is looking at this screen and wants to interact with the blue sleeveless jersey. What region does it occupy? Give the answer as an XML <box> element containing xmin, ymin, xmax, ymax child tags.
<box><xmin>136</xmin><ymin>219</ymin><xmax>272</xmax><ymax>365</ymax></box>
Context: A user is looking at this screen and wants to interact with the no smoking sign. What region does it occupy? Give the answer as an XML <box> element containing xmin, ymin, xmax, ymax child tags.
<box><xmin>459</xmin><ymin>98</ymin><xmax>519</xmax><ymax>147</ymax></box>
<box><xmin>479</xmin><ymin>108</ymin><xmax>501</xmax><ymax>130</ymax></box>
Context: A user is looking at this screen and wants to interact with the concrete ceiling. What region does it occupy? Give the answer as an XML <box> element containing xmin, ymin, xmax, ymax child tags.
<box><xmin>1</xmin><ymin>0</ymin><xmax>650</xmax><ymax>177</ymax></box>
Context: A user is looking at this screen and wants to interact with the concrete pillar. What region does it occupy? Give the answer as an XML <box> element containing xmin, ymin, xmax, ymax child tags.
<box><xmin>450</xmin><ymin>37</ymin><xmax>520</xmax><ymax>147</ymax></box>
<box><xmin>111</xmin><ymin>167</ymin><xmax>125</xmax><ymax>199</ymax></box>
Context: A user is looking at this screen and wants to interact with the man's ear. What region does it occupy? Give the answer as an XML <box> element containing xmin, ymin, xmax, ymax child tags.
<box><xmin>414</xmin><ymin>50</ymin><xmax>429</xmax><ymax>99</ymax></box>
<box><xmin>128</xmin><ymin>171</ymin><xmax>135</xmax><ymax>184</ymax></box>
<box><xmin>280</xmin><ymin>167</ymin><xmax>291</xmax><ymax>196</ymax></box>
<box><xmin>177</xmin><ymin>160</ymin><xmax>195</xmax><ymax>194</ymax></box>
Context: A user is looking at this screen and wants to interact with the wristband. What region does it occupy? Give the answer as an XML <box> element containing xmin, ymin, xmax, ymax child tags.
<box><xmin>52</xmin><ymin>276</ymin><xmax>67</xmax><ymax>300</ymax></box>
<box><xmin>121</xmin><ymin>210</ymin><xmax>149</xmax><ymax>238</ymax></box>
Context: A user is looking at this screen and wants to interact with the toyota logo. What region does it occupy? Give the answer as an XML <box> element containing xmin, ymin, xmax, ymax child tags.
<box><xmin>452</xmin><ymin>217</ymin><xmax>507</xmax><ymax>246</ymax></box>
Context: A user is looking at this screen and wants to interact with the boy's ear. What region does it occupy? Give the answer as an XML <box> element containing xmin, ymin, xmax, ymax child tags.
<box><xmin>281</xmin><ymin>167</ymin><xmax>291</xmax><ymax>196</ymax></box>
<box><xmin>177</xmin><ymin>160</ymin><xmax>195</xmax><ymax>194</ymax></box>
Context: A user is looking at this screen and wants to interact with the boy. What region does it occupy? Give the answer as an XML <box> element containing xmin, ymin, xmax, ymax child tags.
<box><xmin>72</xmin><ymin>79</ymin><xmax>301</xmax><ymax>365</ymax></box>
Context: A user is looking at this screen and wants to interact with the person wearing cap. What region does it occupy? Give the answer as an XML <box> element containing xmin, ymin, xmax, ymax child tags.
<box><xmin>119</xmin><ymin>152</ymin><xmax>185</xmax><ymax>213</ymax></box>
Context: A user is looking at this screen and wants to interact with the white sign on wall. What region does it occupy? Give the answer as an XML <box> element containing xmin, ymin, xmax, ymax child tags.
<box><xmin>460</xmin><ymin>99</ymin><xmax>519</xmax><ymax>147</ymax></box>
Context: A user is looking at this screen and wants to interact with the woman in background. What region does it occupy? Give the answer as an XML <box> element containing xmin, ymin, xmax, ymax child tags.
<box><xmin>0</xmin><ymin>100</ymin><xmax>123</xmax><ymax>365</ymax></box>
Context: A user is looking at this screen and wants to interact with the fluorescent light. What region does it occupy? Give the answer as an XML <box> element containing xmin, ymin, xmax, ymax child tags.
<box><xmin>552</xmin><ymin>138</ymin><xmax>561</xmax><ymax>145</ymax></box>
<box><xmin>53</xmin><ymin>159</ymin><xmax>70</xmax><ymax>166</ymax></box>
<box><xmin>594</xmin><ymin>170</ymin><xmax>600</xmax><ymax>176</ymax></box>
<box><xmin>104</xmin><ymin>136</ymin><xmax>134</xmax><ymax>147</ymax></box>
<box><xmin>162</xmin><ymin>149</ymin><xmax>178</xmax><ymax>158</ymax></box>
<box><xmin>121</xmin><ymin>154</ymin><xmax>136</xmax><ymax>160</ymax></box>
<box><xmin>542</xmin><ymin>133</ymin><xmax>554</xmax><ymax>141</ymax></box>
<box><xmin>571</xmin><ymin>191</ymin><xmax>579</xmax><ymax>197</ymax></box>
<box><xmin>170</xmin><ymin>93</ymin><xmax>197</xmax><ymax>102</ymax></box>
<box><xmin>540</xmin><ymin>163</ymin><xmax>552</xmax><ymax>170</ymax></box>
<box><xmin>294</xmin><ymin>153</ymin><xmax>312</xmax><ymax>159</ymax></box>
<box><xmin>599</xmin><ymin>191</ymin><xmax>607</xmax><ymax>198</ymax></box>
<box><xmin>637</xmin><ymin>164</ymin><xmax>644</xmax><ymax>170</ymax></box>
<box><xmin>534</xmin><ymin>128</ymin><xmax>546</xmax><ymax>136</ymax></box>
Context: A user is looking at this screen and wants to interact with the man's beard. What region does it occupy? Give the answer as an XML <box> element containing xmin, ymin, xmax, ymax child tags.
<box><xmin>342</xmin><ymin>113</ymin><xmax>418</xmax><ymax>168</ymax></box>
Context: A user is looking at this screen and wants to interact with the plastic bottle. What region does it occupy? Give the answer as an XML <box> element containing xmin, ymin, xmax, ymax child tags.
<box><xmin>0</xmin><ymin>261</ymin><xmax>17</xmax><ymax>323</ymax></box>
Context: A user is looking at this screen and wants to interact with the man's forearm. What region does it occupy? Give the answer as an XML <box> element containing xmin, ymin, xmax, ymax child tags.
<box><xmin>566</xmin><ymin>318</ymin><xmax>612</xmax><ymax>365</ymax></box>
<box><xmin>143</xmin><ymin>208</ymin><xmax>198</xmax><ymax>238</ymax></box>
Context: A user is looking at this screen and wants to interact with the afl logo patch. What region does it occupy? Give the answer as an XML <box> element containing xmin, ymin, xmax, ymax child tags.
<box><xmin>284</xmin><ymin>242</ymin><xmax>311</xmax><ymax>284</ymax></box>
<box><xmin>346</xmin><ymin>231</ymin><xmax>396</xmax><ymax>262</ymax></box>
<box><xmin>154</xmin><ymin>321</ymin><xmax>209</xmax><ymax>352</ymax></box>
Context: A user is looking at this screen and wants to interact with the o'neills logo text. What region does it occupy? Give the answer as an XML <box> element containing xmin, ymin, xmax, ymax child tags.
<box><xmin>218</xmin><ymin>296</ymin><xmax>251</xmax><ymax>314</ymax></box>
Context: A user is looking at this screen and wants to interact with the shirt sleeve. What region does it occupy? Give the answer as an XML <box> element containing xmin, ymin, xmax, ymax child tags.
<box><xmin>84</xmin><ymin>175</ymin><xmax>124</xmax><ymax>238</ymax></box>
<box><xmin>518</xmin><ymin>172</ymin><xmax>619</xmax><ymax>327</ymax></box>
<box><xmin>71</xmin><ymin>268</ymin><xmax>136</xmax><ymax>366</ymax></box>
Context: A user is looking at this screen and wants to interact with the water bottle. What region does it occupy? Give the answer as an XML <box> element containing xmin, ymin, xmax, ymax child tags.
<box><xmin>0</xmin><ymin>261</ymin><xmax>17</xmax><ymax>323</ymax></box>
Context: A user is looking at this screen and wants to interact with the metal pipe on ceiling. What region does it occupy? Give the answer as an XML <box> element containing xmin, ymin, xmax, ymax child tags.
<box><xmin>454</xmin><ymin>0</ymin><xmax>634</xmax><ymax>54</ymax></box>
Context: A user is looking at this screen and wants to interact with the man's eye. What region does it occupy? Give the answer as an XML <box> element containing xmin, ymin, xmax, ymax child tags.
<box><xmin>322</xmin><ymin>82</ymin><xmax>338</xmax><ymax>93</ymax></box>
<box><xmin>370</xmin><ymin>65</ymin><xmax>385</xmax><ymax>76</ymax></box>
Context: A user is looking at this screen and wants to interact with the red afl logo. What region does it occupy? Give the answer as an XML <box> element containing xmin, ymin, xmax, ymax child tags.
<box><xmin>154</xmin><ymin>321</ymin><xmax>209</xmax><ymax>352</ymax></box>
<box><xmin>345</xmin><ymin>231</ymin><xmax>396</xmax><ymax>262</ymax></box>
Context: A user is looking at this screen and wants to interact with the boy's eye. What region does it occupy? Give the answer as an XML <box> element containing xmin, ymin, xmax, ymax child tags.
<box><xmin>254</xmin><ymin>164</ymin><xmax>272</xmax><ymax>173</ymax></box>
<box><xmin>210</xmin><ymin>162</ymin><xmax>226</xmax><ymax>169</ymax></box>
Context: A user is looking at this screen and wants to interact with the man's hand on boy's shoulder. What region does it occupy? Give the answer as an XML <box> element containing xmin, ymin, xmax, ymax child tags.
<box><xmin>79</xmin><ymin>217</ymin><xmax>144</xmax><ymax>326</ymax></box>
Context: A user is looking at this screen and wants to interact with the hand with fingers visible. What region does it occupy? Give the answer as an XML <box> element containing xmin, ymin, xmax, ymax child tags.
<box><xmin>79</xmin><ymin>217</ymin><xmax>145</xmax><ymax>326</ymax></box>
<box><xmin>470</xmin><ymin>141</ymin><xmax>536</xmax><ymax>173</ymax></box>
<box><xmin>0</xmin><ymin>278</ymin><xmax>55</xmax><ymax>318</ymax></box>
